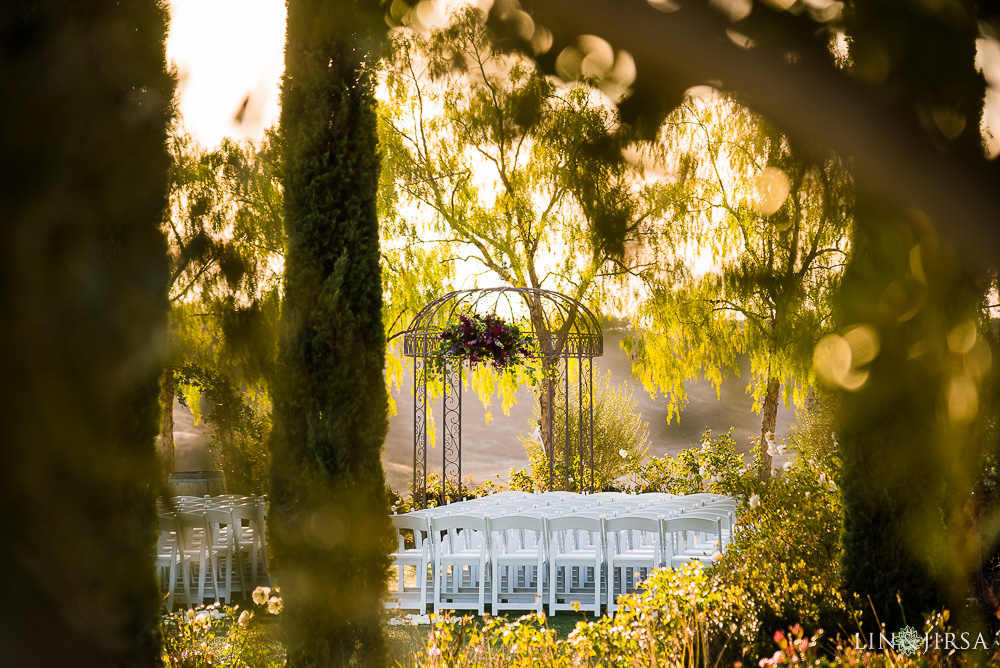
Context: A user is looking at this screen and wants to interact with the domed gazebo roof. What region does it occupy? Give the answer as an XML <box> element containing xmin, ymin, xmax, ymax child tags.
<box><xmin>401</xmin><ymin>286</ymin><xmax>603</xmax><ymax>360</ymax></box>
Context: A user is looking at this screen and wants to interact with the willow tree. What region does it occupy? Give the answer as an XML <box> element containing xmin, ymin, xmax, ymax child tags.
<box><xmin>626</xmin><ymin>93</ymin><xmax>852</xmax><ymax>479</ymax></box>
<box><xmin>267</xmin><ymin>0</ymin><xmax>393</xmax><ymax>664</ymax></box>
<box><xmin>161</xmin><ymin>128</ymin><xmax>284</xmax><ymax>490</ymax></box>
<box><xmin>1</xmin><ymin>0</ymin><xmax>173</xmax><ymax>664</ymax></box>
<box><xmin>380</xmin><ymin>7</ymin><xmax>667</xmax><ymax>456</ymax></box>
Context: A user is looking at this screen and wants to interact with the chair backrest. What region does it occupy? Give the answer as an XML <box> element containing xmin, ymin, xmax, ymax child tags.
<box><xmin>663</xmin><ymin>516</ymin><xmax>723</xmax><ymax>552</ymax></box>
<box><xmin>490</xmin><ymin>514</ymin><xmax>546</xmax><ymax>552</ymax></box>
<box><xmin>392</xmin><ymin>514</ymin><xmax>430</xmax><ymax>553</ymax></box>
<box><xmin>203</xmin><ymin>508</ymin><xmax>234</xmax><ymax>547</ymax></box>
<box><xmin>430</xmin><ymin>514</ymin><xmax>490</xmax><ymax>555</ymax></box>
<box><xmin>605</xmin><ymin>515</ymin><xmax>660</xmax><ymax>534</ymax></box>
<box><xmin>535</xmin><ymin>491</ymin><xmax>582</xmax><ymax>502</ymax></box>
<box><xmin>546</xmin><ymin>515</ymin><xmax>604</xmax><ymax>554</ymax></box>
<box><xmin>586</xmin><ymin>492</ymin><xmax>627</xmax><ymax>501</ymax></box>
<box><xmin>158</xmin><ymin>513</ymin><xmax>185</xmax><ymax>553</ymax></box>
<box><xmin>490</xmin><ymin>514</ymin><xmax>545</xmax><ymax>533</ymax></box>
<box><xmin>663</xmin><ymin>516</ymin><xmax>722</xmax><ymax>534</ymax></box>
<box><xmin>605</xmin><ymin>515</ymin><xmax>661</xmax><ymax>555</ymax></box>
<box><xmin>488</xmin><ymin>491</ymin><xmax>531</xmax><ymax>501</ymax></box>
<box><xmin>393</xmin><ymin>514</ymin><xmax>430</xmax><ymax>533</ymax></box>
<box><xmin>430</xmin><ymin>514</ymin><xmax>488</xmax><ymax>533</ymax></box>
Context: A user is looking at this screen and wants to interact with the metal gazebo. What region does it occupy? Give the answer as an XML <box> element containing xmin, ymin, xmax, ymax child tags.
<box><xmin>399</xmin><ymin>287</ymin><xmax>603</xmax><ymax>508</ymax></box>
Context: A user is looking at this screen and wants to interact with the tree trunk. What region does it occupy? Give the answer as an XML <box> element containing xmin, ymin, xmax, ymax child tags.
<box><xmin>756</xmin><ymin>376</ymin><xmax>780</xmax><ymax>480</ymax></box>
<box><xmin>157</xmin><ymin>367</ymin><xmax>175</xmax><ymax>480</ymax></box>
<box><xmin>525</xmin><ymin>293</ymin><xmax>561</xmax><ymax>489</ymax></box>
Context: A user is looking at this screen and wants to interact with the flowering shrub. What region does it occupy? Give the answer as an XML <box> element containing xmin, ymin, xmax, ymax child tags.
<box><xmin>437</xmin><ymin>313</ymin><xmax>535</xmax><ymax>373</ymax></box>
<box><xmin>159</xmin><ymin>589</ymin><xmax>284</xmax><ymax>667</ymax></box>
<box><xmin>388</xmin><ymin>472</ymin><xmax>505</xmax><ymax>513</ymax></box>
<box><xmin>630</xmin><ymin>428</ymin><xmax>757</xmax><ymax>498</ymax></box>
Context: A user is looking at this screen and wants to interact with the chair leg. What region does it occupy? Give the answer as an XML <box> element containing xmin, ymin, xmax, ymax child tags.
<box><xmin>478</xmin><ymin>558</ymin><xmax>486</xmax><ymax>616</ymax></box>
<box><xmin>594</xmin><ymin>562</ymin><xmax>602</xmax><ymax>617</ymax></box>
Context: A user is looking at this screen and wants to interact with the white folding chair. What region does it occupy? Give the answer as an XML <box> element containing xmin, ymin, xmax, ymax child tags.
<box><xmin>177</xmin><ymin>509</ymin><xmax>218</xmax><ymax>604</ymax></box>
<box><xmin>662</xmin><ymin>516</ymin><xmax>725</xmax><ymax>567</ymax></box>
<box><xmin>490</xmin><ymin>514</ymin><xmax>547</xmax><ymax>613</ymax></box>
<box><xmin>203</xmin><ymin>508</ymin><xmax>238</xmax><ymax>604</ymax></box>
<box><xmin>156</xmin><ymin>513</ymin><xmax>193</xmax><ymax>611</ymax></box>
<box><xmin>387</xmin><ymin>514</ymin><xmax>433</xmax><ymax>612</ymax></box>
<box><xmin>605</xmin><ymin>515</ymin><xmax>662</xmax><ymax>614</ymax></box>
<box><xmin>547</xmin><ymin>515</ymin><xmax>604</xmax><ymax>617</ymax></box>
<box><xmin>432</xmin><ymin>514</ymin><xmax>491</xmax><ymax>615</ymax></box>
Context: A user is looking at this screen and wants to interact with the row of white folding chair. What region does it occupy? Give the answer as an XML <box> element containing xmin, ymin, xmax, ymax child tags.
<box><xmin>424</xmin><ymin>494</ymin><xmax>723</xmax><ymax>563</ymax></box>
<box><xmin>157</xmin><ymin>500</ymin><xmax>270</xmax><ymax>609</ymax></box>
<box><xmin>388</xmin><ymin>507</ymin><xmax>731</xmax><ymax>618</ymax></box>
<box><xmin>604</xmin><ymin>514</ymin><xmax>726</xmax><ymax>613</ymax></box>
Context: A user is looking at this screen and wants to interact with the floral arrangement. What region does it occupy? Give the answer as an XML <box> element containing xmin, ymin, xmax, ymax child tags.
<box><xmin>437</xmin><ymin>312</ymin><xmax>535</xmax><ymax>372</ymax></box>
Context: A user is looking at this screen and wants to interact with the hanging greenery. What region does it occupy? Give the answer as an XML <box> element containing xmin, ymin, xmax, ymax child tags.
<box><xmin>437</xmin><ymin>312</ymin><xmax>535</xmax><ymax>372</ymax></box>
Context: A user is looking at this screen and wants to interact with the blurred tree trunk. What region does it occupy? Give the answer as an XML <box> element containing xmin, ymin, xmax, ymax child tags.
<box><xmin>158</xmin><ymin>367</ymin><xmax>176</xmax><ymax>479</ymax></box>
<box><xmin>267</xmin><ymin>0</ymin><xmax>394</xmax><ymax>665</ymax></box>
<box><xmin>0</xmin><ymin>1</ymin><xmax>174</xmax><ymax>666</ymax></box>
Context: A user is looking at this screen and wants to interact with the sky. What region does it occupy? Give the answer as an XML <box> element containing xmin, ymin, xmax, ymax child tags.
<box><xmin>166</xmin><ymin>0</ymin><xmax>1000</xmax><ymax>155</ymax></box>
<box><xmin>166</xmin><ymin>0</ymin><xmax>286</xmax><ymax>147</ymax></box>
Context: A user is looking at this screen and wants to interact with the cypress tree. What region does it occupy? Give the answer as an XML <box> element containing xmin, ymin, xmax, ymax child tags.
<box><xmin>268</xmin><ymin>0</ymin><xmax>393</xmax><ymax>665</ymax></box>
<box><xmin>0</xmin><ymin>1</ymin><xmax>173</xmax><ymax>665</ymax></box>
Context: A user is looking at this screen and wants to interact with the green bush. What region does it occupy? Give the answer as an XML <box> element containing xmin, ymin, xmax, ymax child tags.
<box><xmin>175</xmin><ymin>365</ymin><xmax>271</xmax><ymax>495</ymax></box>
<box><xmin>514</xmin><ymin>371</ymin><xmax>650</xmax><ymax>492</ymax></box>
<box><xmin>631</xmin><ymin>428</ymin><xmax>756</xmax><ymax>498</ymax></box>
<box><xmin>388</xmin><ymin>473</ymin><xmax>505</xmax><ymax>513</ymax></box>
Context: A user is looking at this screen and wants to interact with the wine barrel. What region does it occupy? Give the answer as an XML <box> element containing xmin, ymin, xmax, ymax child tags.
<box><xmin>168</xmin><ymin>470</ymin><xmax>228</xmax><ymax>497</ymax></box>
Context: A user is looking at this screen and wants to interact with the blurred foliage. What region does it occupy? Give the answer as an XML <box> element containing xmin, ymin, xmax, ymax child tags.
<box><xmin>266</xmin><ymin>0</ymin><xmax>394</xmax><ymax>665</ymax></box>
<box><xmin>161</xmin><ymin>127</ymin><xmax>284</xmax><ymax>481</ymax></box>
<box><xmin>1</xmin><ymin>0</ymin><xmax>175</xmax><ymax>665</ymax></box>
<box><xmin>175</xmin><ymin>365</ymin><xmax>272</xmax><ymax>495</ymax></box>
<box><xmin>834</xmin><ymin>0</ymin><xmax>995</xmax><ymax>632</ymax></box>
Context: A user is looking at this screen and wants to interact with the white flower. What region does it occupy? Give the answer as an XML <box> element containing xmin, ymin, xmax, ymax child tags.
<box><xmin>804</xmin><ymin>491</ymin><xmax>811</xmax><ymax>499</ymax></box>
<box><xmin>238</xmin><ymin>610</ymin><xmax>253</xmax><ymax>627</ymax></box>
<box><xmin>698</xmin><ymin>466</ymin><xmax>707</xmax><ymax>477</ymax></box>
<box><xmin>766</xmin><ymin>443</ymin><xmax>777</xmax><ymax>457</ymax></box>
<box><xmin>252</xmin><ymin>586</ymin><xmax>271</xmax><ymax>606</ymax></box>
<box><xmin>818</xmin><ymin>473</ymin><xmax>828</xmax><ymax>485</ymax></box>
<box><xmin>619</xmin><ymin>448</ymin><xmax>628</xmax><ymax>459</ymax></box>
<box><xmin>267</xmin><ymin>596</ymin><xmax>283</xmax><ymax>615</ymax></box>
<box><xmin>827</xmin><ymin>482</ymin><xmax>838</xmax><ymax>492</ymax></box>
<box><xmin>749</xmin><ymin>494</ymin><xmax>760</xmax><ymax>508</ymax></box>
<box><xmin>783</xmin><ymin>461</ymin><xmax>793</xmax><ymax>471</ymax></box>
<box><xmin>776</xmin><ymin>443</ymin><xmax>787</xmax><ymax>455</ymax></box>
